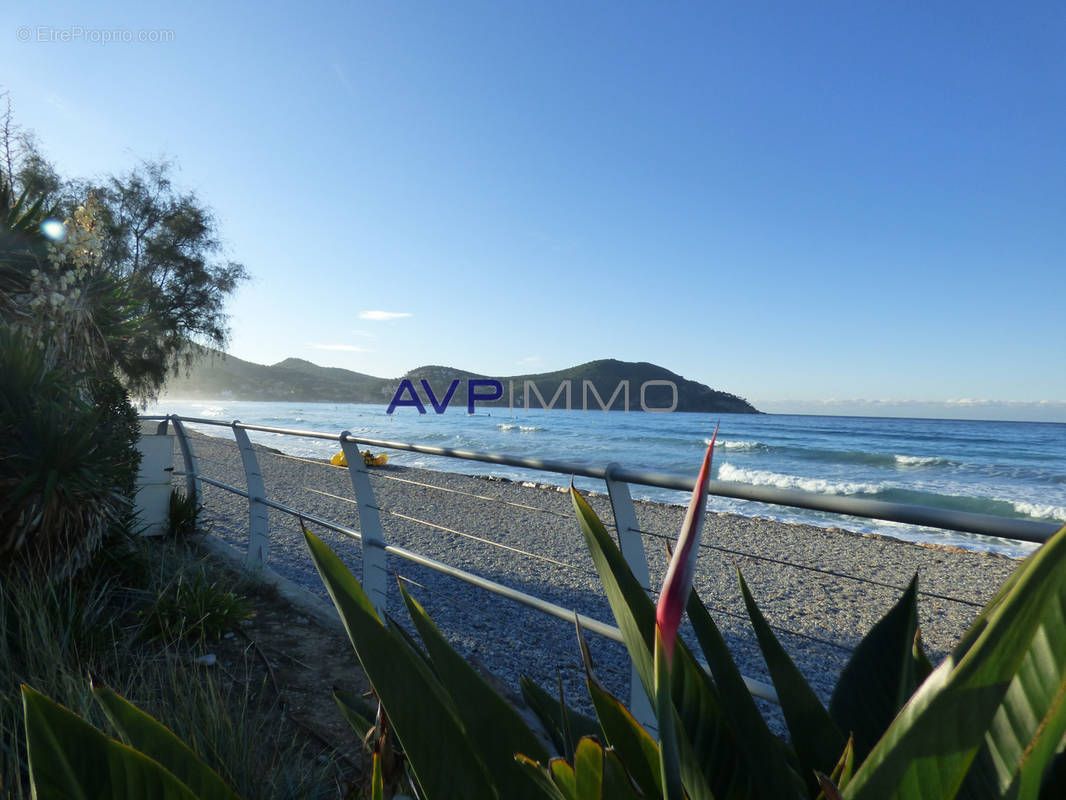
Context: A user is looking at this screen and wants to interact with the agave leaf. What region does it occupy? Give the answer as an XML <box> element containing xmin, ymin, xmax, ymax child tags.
<box><xmin>571</xmin><ymin>486</ymin><xmax>655</xmax><ymax>696</ymax></box>
<box><xmin>585</xmin><ymin>677</ymin><xmax>662</xmax><ymax>798</ymax></box>
<box><xmin>574</xmin><ymin>486</ymin><xmax>756</xmax><ymax>800</ymax></box>
<box><xmin>1039</xmin><ymin>744</ymin><xmax>1066</xmax><ymax>800</ymax></box>
<box><xmin>578</xmin><ymin>616</ymin><xmax>661</xmax><ymax>798</ymax></box>
<box><xmin>371</xmin><ymin>752</ymin><xmax>384</xmax><ymax>800</ymax></box>
<box><xmin>21</xmin><ymin>685</ymin><xmax>200</xmax><ymax>800</ymax></box>
<box><xmin>844</xmin><ymin>523</ymin><xmax>1066</xmax><ymax>799</ymax></box>
<box><xmin>913</xmin><ymin>628</ymin><xmax>934</xmax><ymax>684</ymax></box>
<box><xmin>686</xmin><ymin>586</ymin><xmax>805</xmax><ymax>798</ymax></box>
<box><xmin>829</xmin><ymin>574</ymin><xmax>924</xmax><ymax>762</ymax></box>
<box><xmin>738</xmin><ymin>569</ymin><xmax>846</xmax><ymax>789</ymax></box>
<box><xmin>604</xmin><ymin>748</ymin><xmax>648</xmax><ymax>799</ymax></box>
<box><xmin>816</xmin><ymin>735</ymin><xmax>855</xmax><ymax>800</ymax></box>
<box><xmin>656</xmin><ymin>430</ymin><xmax>717</xmax><ymax>664</ymax></box>
<box><xmin>558</xmin><ymin>672</ymin><xmax>576</xmax><ymax>761</ymax></box>
<box><xmin>520</xmin><ymin>676</ymin><xmax>601</xmax><ymax>758</ymax></box>
<box><xmin>815</xmin><ymin>772</ymin><xmax>845</xmax><ymax>800</ymax></box>
<box><xmin>575</xmin><ymin>737</ymin><xmax>606</xmax><ymax>798</ymax></box>
<box><xmin>333</xmin><ymin>688</ymin><xmax>375</xmax><ymax>738</ymax></box>
<box><xmin>958</xmin><ymin>534</ymin><xmax>1066</xmax><ymax>798</ymax></box>
<box><xmin>671</xmin><ymin>644</ymin><xmax>760</xmax><ymax>800</ymax></box>
<box><xmin>514</xmin><ymin>754</ymin><xmax>570</xmax><ymax>800</ymax></box>
<box><xmin>400</xmin><ymin>580</ymin><xmax>549</xmax><ymax>798</ymax></box>
<box><xmin>654</xmin><ymin>628</ymin><xmax>685</xmax><ymax>800</ymax></box>
<box><xmin>92</xmin><ymin>685</ymin><xmax>239</xmax><ymax>800</ymax></box>
<box><xmin>303</xmin><ymin>527</ymin><xmax>497</xmax><ymax>799</ymax></box>
<box><xmin>551</xmin><ymin>757</ymin><xmax>579</xmax><ymax>799</ymax></box>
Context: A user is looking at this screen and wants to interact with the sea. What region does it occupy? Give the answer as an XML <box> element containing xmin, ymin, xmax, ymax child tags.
<box><xmin>146</xmin><ymin>400</ymin><xmax>1066</xmax><ymax>559</ymax></box>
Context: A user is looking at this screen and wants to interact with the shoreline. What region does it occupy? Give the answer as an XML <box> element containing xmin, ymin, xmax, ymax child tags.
<box><xmin>169</xmin><ymin>416</ymin><xmax>1044</xmax><ymax>559</ymax></box>
<box><xmin>176</xmin><ymin>431</ymin><xmax>1021</xmax><ymax>723</ymax></box>
<box><xmin>478</xmin><ymin>471</ymin><xmax>1024</xmax><ymax>562</ymax></box>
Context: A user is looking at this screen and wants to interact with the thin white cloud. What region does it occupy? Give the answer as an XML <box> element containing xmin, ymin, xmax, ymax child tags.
<box><xmin>333</xmin><ymin>62</ymin><xmax>354</xmax><ymax>95</ymax></box>
<box><xmin>517</xmin><ymin>355</ymin><xmax>543</xmax><ymax>366</ymax></box>
<box><xmin>359</xmin><ymin>310</ymin><xmax>412</xmax><ymax>321</ymax></box>
<box><xmin>44</xmin><ymin>93</ymin><xmax>66</xmax><ymax>111</ymax></box>
<box><xmin>309</xmin><ymin>343</ymin><xmax>371</xmax><ymax>352</ymax></box>
<box><xmin>350</xmin><ymin>330</ymin><xmax>376</xmax><ymax>338</ymax></box>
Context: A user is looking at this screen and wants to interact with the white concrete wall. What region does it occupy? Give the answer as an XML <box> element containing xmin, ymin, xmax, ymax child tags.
<box><xmin>134</xmin><ymin>421</ymin><xmax>175</xmax><ymax>536</ymax></box>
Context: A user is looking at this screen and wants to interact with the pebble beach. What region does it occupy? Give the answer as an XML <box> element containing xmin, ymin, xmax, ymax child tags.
<box><xmin>179</xmin><ymin>432</ymin><xmax>1021</xmax><ymax>726</ymax></box>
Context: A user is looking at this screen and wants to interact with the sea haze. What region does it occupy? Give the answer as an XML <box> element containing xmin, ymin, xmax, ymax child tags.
<box><xmin>149</xmin><ymin>400</ymin><xmax>1066</xmax><ymax>558</ymax></box>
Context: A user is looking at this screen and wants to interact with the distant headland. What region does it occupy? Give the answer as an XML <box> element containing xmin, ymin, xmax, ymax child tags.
<box><xmin>163</xmin><ymin>349</ymin><xmax>760</xmax><ymax>414</ymax></box>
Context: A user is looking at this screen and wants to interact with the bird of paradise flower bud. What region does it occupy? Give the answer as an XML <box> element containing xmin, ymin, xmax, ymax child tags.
<box><xmin>655</xmin><ymin>424</ymin><xmax>718</xmax><ymax>664</ymax></box>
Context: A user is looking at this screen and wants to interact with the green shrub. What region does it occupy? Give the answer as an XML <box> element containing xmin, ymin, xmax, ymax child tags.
<box><xmin>5</xmin><ymin>539</ymin><xmax>334</xmax><ymax>799</ymax></box>
<box><xmin>0</xmin><ymin>330</ymin><xmax>139</xmax><ymax>576</ymax></box>
<box><xmin>146</xmin><ymin>572</ymin><xmax>251</xmax><ymax>642</ymax></box>
<box><xmin>167</xmin><ymin>489</ymin><xmax>202</xmax><ymax>538</ymax></box>
<box><xmin>0</xmin><ymin>177</ymin><xmax>141</xmax><ymax>576</ymax></box>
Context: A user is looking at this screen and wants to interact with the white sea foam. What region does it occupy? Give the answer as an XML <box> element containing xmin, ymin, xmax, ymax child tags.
<box><xmin>1009</xmin><ymin>501</ymin><xmax>1066</xmax><ymax>522</ymax></box>
<box><xmin>894</xmin><ymin>454</ymin><xmax>948</xmax><ymax>467</ymax></box>
<box><xmin>199</xmin><ymin>405</ymin><xmax>224</xmax><ymax>417</ymax></box>
<box><xmin>714</xmin><ymin>439</ymin><xmax>761</xmax><ymax>450</ymax></box>
<box><xmin>519</xmin><ymin>425</ymin><xmax>541</xmax><ymax>432</ymax></box>
<box><xmin>498</xmin><ymin>423</ymin><xmax>543</xmax><ymax>432</ymax></box>
<box><xmin>497</xmin><ymin>423</ymin><xmax>517</xmax><ymax>431</ymax></box>
<box><xmin>717</xmin><ymin>463</ymin><xmax>883</xmax><ymax>496</ymax></box>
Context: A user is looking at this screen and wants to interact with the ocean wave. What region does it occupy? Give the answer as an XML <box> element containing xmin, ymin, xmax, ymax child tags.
<box><xmin>894</xmin><ymin>454</ymin><xmax>951</xmax><ymax>468</ymax></box>
<box><xmin>1009</xmin><ymin>501</ymin><xmax>1066</xmax><ymax>522</ymax></box>
<box><xmin>497</xmin><ymin>423</ymin><xmax>543</xmax><ymax>432</ymax></box>
<box><xmin>199</xmin><ymin>406</ymin><xmax>224</xmax><ymax>418</ymax></box>
<box><xmin>716</xmin><ymin>463</ymin><xmax>884</xmax><ymax>495</ymax></box>
<box><xmin>716</xmin><ymin>464</ymin><xmax>1065</xmax><ymax>524</ymax></box>
<box><xmin>714</xmin><ymin>439</ymin><xmax>762</xmax><ymax>451</ymax></box>
<box><xmin>708</xmin><ymin>440</ymin><xmax>957</xmax><ymax>470</ymax></box>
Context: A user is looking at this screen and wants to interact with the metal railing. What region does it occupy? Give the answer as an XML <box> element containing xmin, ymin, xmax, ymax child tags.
<box><xmin>143</xmin><ymin>414</ymin><xmax>1057</xmax><ymax>729</ymax></box>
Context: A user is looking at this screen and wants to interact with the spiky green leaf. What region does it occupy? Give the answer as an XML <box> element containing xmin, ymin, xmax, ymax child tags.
<box><xmin>303</xmin><ymin>527</ymin><xmax>497</xmax><ymax>799</ymax></box>
<box><xmin>22</xmin><ymin>685</ymin><xmax>200</xmax><ymax>800</ymax></box>
<box><xmin>400</xmin><ymin>580</ymin><xmax>549</xmax><ymax>798</ymax></box>
<box><xmin>829</xmin><ymin>574</ymin><xmax>924</xmax><ymax>762</ymax></box>
<box><xmin>92</xmin><ymin>685</ymin><xmax>239</xmax><ymax>800</ymax></box>
<box><xmin>739</xmin><ymin>568</ymin><xmax>846</xmax><ymax>787</ymax></box>
<box><xmin>687</xmin><ymin>586</ymin><xmax>805</xmax><ymax>798</ymax></box>
<box><xmin>844</xmin><ymin>523</ymin><xmax>1066</xmax><ymax>799</ymax></box>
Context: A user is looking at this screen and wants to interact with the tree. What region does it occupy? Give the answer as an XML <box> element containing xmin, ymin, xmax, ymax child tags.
<box><xmin>0</xmin><ymin>100</ymin><xmax>247</xmax><ymax>571</ymax></box>
<box><xmin>84</xmin><ymin>160</ymin><xmax>250</xmax><ymax>397</ymax></box>
<box><xmin>1</xmin><ymin>104</ymin><xmax>248</xmax><ymax>398</ymax></box>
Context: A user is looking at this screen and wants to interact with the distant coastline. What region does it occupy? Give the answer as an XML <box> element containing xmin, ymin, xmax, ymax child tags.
<box><xmin>164</xmin><ymin>349</ymin><xmax>760</xmax><ymax>414</ymax></box>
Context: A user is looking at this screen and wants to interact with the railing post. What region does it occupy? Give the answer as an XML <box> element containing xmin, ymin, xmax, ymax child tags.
<box><xmin>231</xmin><ymin>422</ymin><xmax>270</xmax><ymax>567</ymax></box>
<box><xmin>340</xmin><ymin>432</ymin><xmax>389</xmax><ymax>615</ymax></box>
<box><xmin>169</xmin><ymin>416</ymin><xmax>202</xmax><ymax>503</ymax></box>
<box><xmin>605</xmin><ymin>463</ymin><xmax>657</xmax><ymax>733</ymax></box>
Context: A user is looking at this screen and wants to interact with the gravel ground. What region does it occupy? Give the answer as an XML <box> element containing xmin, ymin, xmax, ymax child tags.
<box><xmin>175</xmin><ymin>432</ymin><xmax>1021</xmax><ymax>730</ymax></box>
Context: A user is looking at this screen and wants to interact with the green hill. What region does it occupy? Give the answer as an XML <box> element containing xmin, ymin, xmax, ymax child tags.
<box><xmin>399</xmin><ymin>360</ymin><xmax>758</xmax><ymax>413</ymax></box>
<box><xmin>163</xmin><ymin>351</ymin><xmax>759</xmax><ymax>413</ymax></box>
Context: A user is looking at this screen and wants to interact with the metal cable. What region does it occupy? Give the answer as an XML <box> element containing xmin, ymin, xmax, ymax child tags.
<box><xmin>266</xmin><ymin>450</ymin><xmax>584</xmax><ymax>528</ymax></box>
<box><xmin>634</xmin><ymin>526</ymin><xmax>985</xmax><ymax>608</ymax></box>
<box><xmin>299</xmin><ymin>486</ymin><xmax>840</xmax><ymax>649</ymax></box>
<box><xmin>264</xmin><ymin>446</ymin><xmax>982</xmax><ymax>607</ymax></box>
<box><xmin>301</xmin><ymin>486</ymin><xmax>586</xmax><ymax>572</ymax></box>
<box><xmin>266</xmin><ymin>450</ymin><xmax>350</xmax><ymax>471</ymax></box>
<box><xmin>369</xmin><ymin>472</ymin><xmax>577</xmax><ymax>521</ymax></box>
<box><xmin>384</xmin><ymin>511</ymin><xmax>575</xmax><ymax>570</ymax></box>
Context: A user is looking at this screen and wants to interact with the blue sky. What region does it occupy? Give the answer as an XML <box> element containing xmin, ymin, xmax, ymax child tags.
<box><xmin>4</xmin><ymin>1</ymin><xmax>1065</xmax><ymax>421</ymax></box>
